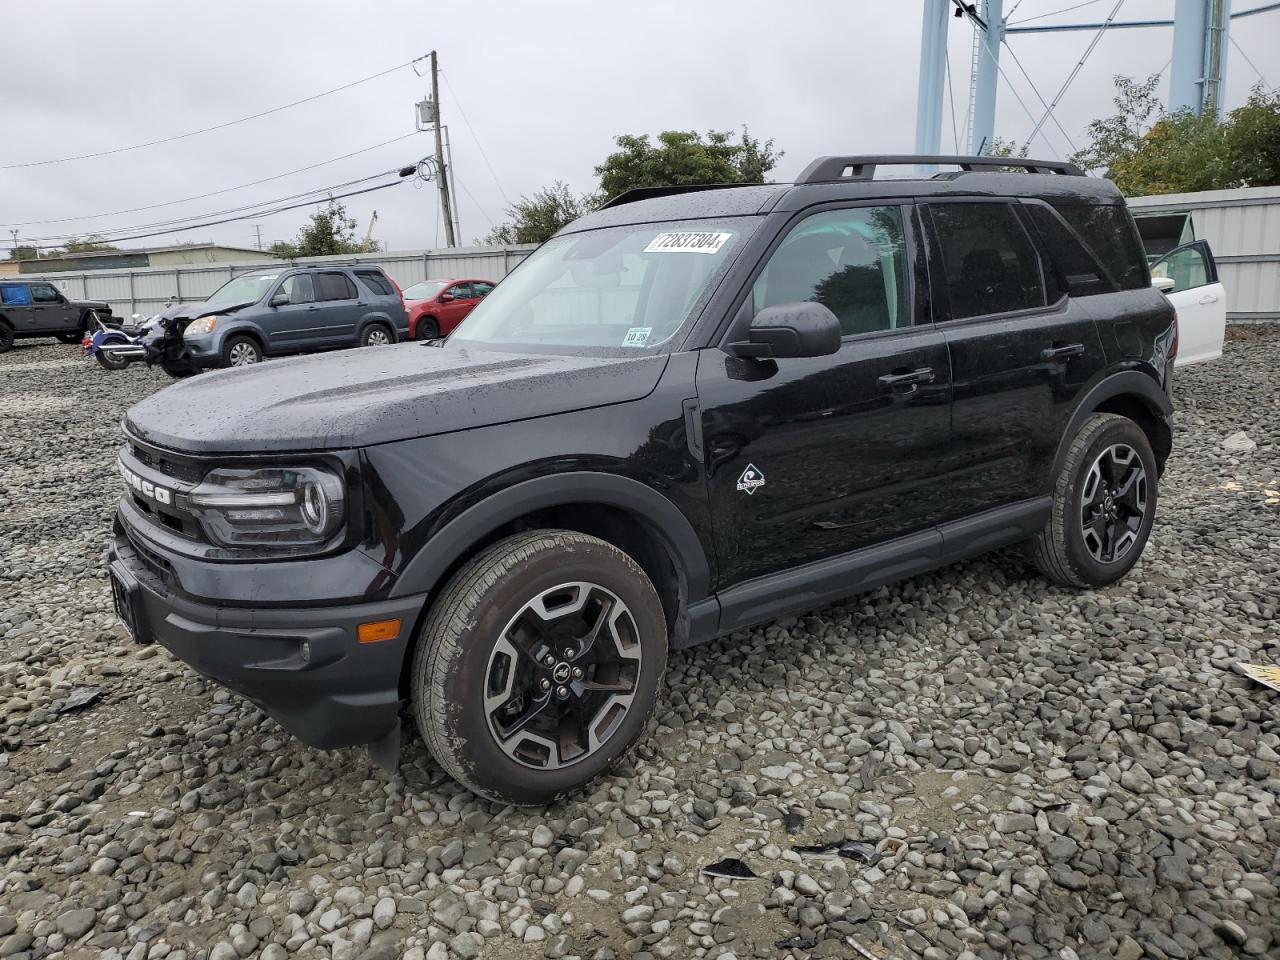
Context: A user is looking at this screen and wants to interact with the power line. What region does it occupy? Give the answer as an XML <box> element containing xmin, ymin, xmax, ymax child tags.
<box><xmin>1008</xmin><ymin>0</ymin><xmax>1105</xmax><ymax>26</ymax></box>
<box><xmin>23</xmin><ymin>165</ymin><xmax>416</xmax><ymax>245</ymax></box>
<box><xmin>1002</xmin><ymin>41</ymin><xmax>1081</xmax><ymax>154</ymax></box>
<box><xmin>944</xmin><ymin>42</ymin><xmax>962</xmax><ymax>153</ymax></box>
<box><xmin>1</xmin><ymin>53</ymin><xmax>431</xmax><ymax>170</ymax></box>
<box><xmin>1230</xmin><ymin>35</ymin><xmax>1271</xmax><ymax>87</ymax></box>
<box><xmin>0</xmin><ymin>132</ymin><xmax>423</xmax><ymax>228</ymax></box>
<box><xmin>27</xmin><ymin>180</ymin><xmax>408</xmax><ymax>251</ymax></box>
<box><xmin>439</xmin><ymin>70</ymin><xmax>513</xmax><ymax>206</ymax></box>
<box><xmin>1025</xmin><ymin>0</ymin><xmax>1126</xmax><ymax>148</ymax></box>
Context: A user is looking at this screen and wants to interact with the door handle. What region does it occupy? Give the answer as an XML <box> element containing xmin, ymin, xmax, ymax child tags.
<box><xmin>877</xmin><ymin>367</ymin><xmax>935</xmax><ymax>390</ymax></box>
<box><xmin>1198</xmin><ymin>294</ymin><xmax>1219</xmax><ymax>305</ymax></box>
<box><xmin>1040</xmin><ymin>343</ymin><xmax>1085</xmax><ymax>361</ymax></box>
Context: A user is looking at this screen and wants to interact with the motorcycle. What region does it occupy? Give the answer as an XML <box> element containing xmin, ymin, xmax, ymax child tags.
<box><xmin>83</xmin><ymin>302</ymin><xmax>199</xmax><ymax>377</ymax></box>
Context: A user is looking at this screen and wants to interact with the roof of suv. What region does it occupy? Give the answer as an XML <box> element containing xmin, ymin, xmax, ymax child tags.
<box><xmin>566</xmin><ymin>154</ymin><xmax>1124</xmax><ymax>234</ymax></box>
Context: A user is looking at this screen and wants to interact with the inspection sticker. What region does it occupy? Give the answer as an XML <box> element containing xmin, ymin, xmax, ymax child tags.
<box><xmin>644</xmin><ymin>231</ymin><xmax>732</xmax><ymax>254</ymax></box>
<box><xmin>622</xmin><ymin>327</ymin><xmax>652</xmax><ymax>347</ymax></box>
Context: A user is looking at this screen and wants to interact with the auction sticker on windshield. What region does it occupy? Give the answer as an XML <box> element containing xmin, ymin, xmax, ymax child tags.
<box><xmin>644</xmin><ymin>231</ymin><xmax>732</xmax><ymax>255</ymax></box>
<box><xmin>622</xmin><ymin>327</ymin><xmax>652</xmax><ymax>347</ymax></box>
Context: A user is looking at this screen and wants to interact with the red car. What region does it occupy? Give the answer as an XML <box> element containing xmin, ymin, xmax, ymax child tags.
<box><xmin>403</xmin><ymin>278</ymin><xmax>496</xmax><ymax>340</ymax></box>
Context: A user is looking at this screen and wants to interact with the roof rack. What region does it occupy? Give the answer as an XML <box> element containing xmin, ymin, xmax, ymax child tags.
<box><xmin>599</xmin><ymin>183</ymin><xmax>748</xmax><ymax>209</ymax></box>
<box><xmin>795</xmin><ymin>155</ymin><xmax>1085</xmax><ymax>184</ymax></box>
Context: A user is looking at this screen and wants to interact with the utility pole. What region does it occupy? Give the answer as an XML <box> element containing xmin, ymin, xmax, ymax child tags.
<box><xmin>255</xmin><ymin>224</ymin><xmax>263</xmax><ymax>250</ymax></box>
<box><xmin>430</xmin><ymin>51</ymin><xmax>457</xmax><ymax>247</ymax></box>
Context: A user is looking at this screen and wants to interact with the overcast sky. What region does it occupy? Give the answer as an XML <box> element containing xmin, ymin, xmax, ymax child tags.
<box><xmin>2</xmin><ymin>0</ymin><xmax>1276</xmax><ymax>255</ymax></box>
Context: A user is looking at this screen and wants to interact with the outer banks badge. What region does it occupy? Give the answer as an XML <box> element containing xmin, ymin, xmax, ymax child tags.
<box><xmin>736</xmin><ymin>464</ymin><xmax>766</xmax><ymax>495</ymax></box>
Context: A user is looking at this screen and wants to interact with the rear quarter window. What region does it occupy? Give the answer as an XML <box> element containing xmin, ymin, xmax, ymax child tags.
<box><xmin>1049</xmin><ymin>202</ymin><xmax>1150</xmax><ymax>291</ymax></box>
<box><xmin>355</xmin><ymin>270</ymin><xmax>395</xmax><ymax>296</ymax></box>
<box><xmin>0</xmin><ymin>285</ymin><xmax>33</xmax><ymax>306</ymax></box>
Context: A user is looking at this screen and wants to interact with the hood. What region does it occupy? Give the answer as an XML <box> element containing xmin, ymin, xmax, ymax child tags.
<box><xmin>124</xmin><ymin>343</ymin><xmax>669</xmax><ymax>454</ymax></box>
<box><xmin>170</xmin><ymin>300</ymin><xmax>255</xmax><ymax>321</ymax></box>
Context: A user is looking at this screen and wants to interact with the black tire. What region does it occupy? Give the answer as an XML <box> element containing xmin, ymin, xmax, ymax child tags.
<box><xmin>412</xmin><ymin>530</ymin><xmax>667</xmax><ymax>805</ymax></box>
<box><xmin>1033</xmin><ymin>413</ymin><xmax>1158</xmax><ymax>588</ymax></box>
<box><xmin>58</xmin><ymin>309</ymin><xmax>99</xmax><ymax>344</ymax></box>
<box><xmin>0</xmin><ymin>322</ymin><xmax>12</xmax><ymax>354</ymax></box>
<box><xmin>221</xmin><ymin>335</ymin><xmax>262</xmax><ymax>368</ymax></box>
<box><xmin>415</xmin><ymin>316</ymin><xmax>440</xmax><ymax>341</ymax></box>
<box><xmin>95</xmin><ymin>343</ymin><xmax>131</xmax><ymax>371</ymax></box>
<box><xmin>361</xmin><ymin>322</ymin><xmax>394</xmax><ymax>347</ymax></box>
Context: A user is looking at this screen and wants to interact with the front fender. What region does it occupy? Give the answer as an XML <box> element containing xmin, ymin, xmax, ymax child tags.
<box><xmin>386</xmin><ymin>471</ymin><xmax>712</xmax><ymax>604</ymax></box>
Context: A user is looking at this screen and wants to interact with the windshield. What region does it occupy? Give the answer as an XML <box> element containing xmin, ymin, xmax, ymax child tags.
<box><xmin>205</xmin><ymin>273</ymin><xmax>280</xmax><ymax>307</ymax></box>
<box><xmin>448</xmin><ymin>219</ymin><xmax>751</xmax><ymax>354</ymax></box>
<box><xmin>404</xmin><ymin>280</ymin><xmax>448</xmax><ymax>300</ymax></box>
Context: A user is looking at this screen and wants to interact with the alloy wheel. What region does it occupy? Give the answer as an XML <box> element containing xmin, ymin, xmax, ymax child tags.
<box><xmin>228</xmin><ymin>342</ymin><xmax>259</xmax><ymax>366</ymax></box>
<box><xmin>484</xmin><ymin>581</ymin><xmax>643</xmax><ymax>770</ymax></box>
<box><xmin>1080</xmin><ymin>443</ymin><xmax>1147</xmax><ymax>563</ymax></box>
<box><xmin>366</xmin><ymin>328</ymin><xmax>391</xmax><ymax>346</ymax></box>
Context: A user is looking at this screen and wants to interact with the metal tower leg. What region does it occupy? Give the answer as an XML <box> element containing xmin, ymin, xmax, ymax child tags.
<box><xmin>915</xmin><ymin>1</ymin><xmax>950</xmax><ymax>155</ymax></box>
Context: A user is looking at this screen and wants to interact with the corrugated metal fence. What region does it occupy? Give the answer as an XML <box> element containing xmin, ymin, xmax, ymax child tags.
<box><xmin>1129</xmin><ymin>186</ymin><xmax>1280</xmax><ymax>322</ymax></box>
<box><xmin>22</xmin><ymin>245</ymin><xmax>538</xmax><ymax>318</ymax></box>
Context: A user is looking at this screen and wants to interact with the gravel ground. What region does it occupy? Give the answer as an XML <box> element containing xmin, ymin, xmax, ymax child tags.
<box><xmin>1</xmin><ymin>331</ymin><xmax>1277</xmax><ymax>960</ymax></box>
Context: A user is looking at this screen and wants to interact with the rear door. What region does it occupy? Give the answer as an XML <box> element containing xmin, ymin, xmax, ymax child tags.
<box><xmin>0</xmin><ymin>283</ymin><xmax>35</xmax><ymax>332</ymax></box>
<box><xmin>313</xmin><ymin>271</ymin><xmax>362</xmax><ymax>345</ymax></box>
<box><xmin>29</xmin><ymin>282</ymin><xmax>77</xmax><ymax>333</ymax></box>
<box><xmin>1152</xmin><ymin>240</ymin><xmax>1225</xmax><ymax>366</ymax></box>
<box><xmin>921</xmin><ymin>198</ymin><xmax>1106</xmax><ymax>518</ymax></box>
<box><xmin>698</xmin><ymin>202</ymin><xmax>954</xmax><ymax>589</ymax></box>
<box><xmin>437</xmin><ymin>282</ymin><xmax>473</xmax><ymax>333</ymax></box>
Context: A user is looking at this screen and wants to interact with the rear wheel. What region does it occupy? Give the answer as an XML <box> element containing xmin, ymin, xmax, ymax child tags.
<box><xmin>361</xmin><ymin>323</ymin><xmax>393</xmax><ymax>347</ymax></box>
<box><xmin>412</xmin><ymin>530</ymin><xmax>667</xmax><ymax>805</ymax></box>
<box><xmin>1033</xmin><ymin>413</ymin><xmax>1158</xmax><ymax>588</ymax></box>
<box><xmin>222</xmin><ymin>335</ymin><xmax>262</xmax><ymax>368</ymax></box>
<box><xmin>0</xmin><ymin>323</ymin><xmax>12</xmax><ymax>353</ymax></box>
<box><xmin>95</xmin><ymin>337</ymin><xmax>131</xmax><ymax>371</ymax></box>
<box><xmin>415</xmin><ymin>316</ymin><xmax>440</xmax><ymax>341</ymax></box>
<box><xmin>60</xmin><ymin>309</ymin><xmax>100</xmax><ymax>344</ymax></box>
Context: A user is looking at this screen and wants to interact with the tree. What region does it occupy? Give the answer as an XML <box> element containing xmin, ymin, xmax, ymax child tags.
<box><xmin>63</xmin><ymin>236</ymin><xmax>119</xmax><ymax>254</ymax></box>
<box><xmin>7</xmin><ymin>245</ymin><xmax>38</xmax><ymax>261</ymax></box>
<box><xmin>1071</xmin><ymin>76</ymin><xmax>1280</xmax><ymax>195</ymax></box>
<box><xmin>482</xmin><ymin>181</ymin><xmax>598</xmax><ymax>245</ymax></box>
<box><xmin>595</xmin><ymin>128</ymin><xmax>781</xmax><ymax>200</ymax></box>
<box><xmin>270</xmin><ymin>199</ymin><xmax>366</xmax><ymax>258</ymax></box>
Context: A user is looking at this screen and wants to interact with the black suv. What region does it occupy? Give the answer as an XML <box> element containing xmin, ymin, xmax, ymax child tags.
<box><xmin>0</xmin><ymin>279</ymin><xmax>115</xmax><ymax>352</ymax></box>
<box><xmin>109</xmin><ymin>155</ymin><xmax>1175</xmax><ymax>804</ymax></box>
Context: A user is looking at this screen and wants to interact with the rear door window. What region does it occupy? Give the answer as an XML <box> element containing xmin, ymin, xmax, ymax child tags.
<box><xmin>1022</xmin><ymin>202</ymin><xmax>1112</xmax><ymax>298</ymax></box>
<box><xmin>472</xmin><ymin>282</ymin><xmax>495</xmax><ymax>297</ymax></box>
<box><xmin>927</xmin><ymin>202</ymin><xmax>1046</xmax><ymax>319</ymax></box>
<box><xmin>315</xmin><ymin>272</ymin><xmax>357</xmax><ymax>301</ymax></box>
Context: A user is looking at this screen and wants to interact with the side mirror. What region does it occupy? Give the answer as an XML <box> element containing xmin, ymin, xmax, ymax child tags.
<box><xmin>269</xmin><ymin>292</ymin><xmax>289</xmax><ymax>307</ymax></box>
<box><xmin>728</xmin><ymin>301</ymin><xmax>842</xmax><ymax>359</ymax></box>
<box><xmin>1151</xmin><ymin>276</ymin><xmax>1176</xmax><ymax>293</ymax></box>
<box><xmin>438</xmin><ymin>292</ymin><xmax>454</xmax><ymax>302</ymax></box>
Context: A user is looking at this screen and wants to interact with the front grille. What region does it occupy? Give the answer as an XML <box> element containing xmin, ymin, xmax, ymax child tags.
<box><xmin>129</xmin><ymin>441</ymin><xmax>206</xmax><ymax>484</ymax></box>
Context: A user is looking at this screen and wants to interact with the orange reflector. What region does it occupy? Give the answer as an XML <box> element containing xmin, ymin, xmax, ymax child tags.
<box><xmin>358</xmin><ymin>619</ymin><xmax>402</xmax><ymax>644</ymax></box>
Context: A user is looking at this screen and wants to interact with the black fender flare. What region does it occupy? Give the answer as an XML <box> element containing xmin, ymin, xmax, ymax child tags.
<box><xmin>1052</xmin><ymin>370</ymin><xmax>1172</xmax><ymax>477</ymax></box>
<box><xmin>389</xmin><ymin>471</ymin><xmax>712</xmax><ymax>602</ymax></box>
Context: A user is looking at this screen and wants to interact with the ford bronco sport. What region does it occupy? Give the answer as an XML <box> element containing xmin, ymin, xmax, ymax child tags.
<box><xmin>110</xmin><ymin>155</ymin><xmax>1175</xmax><ymax>804</ymax></box>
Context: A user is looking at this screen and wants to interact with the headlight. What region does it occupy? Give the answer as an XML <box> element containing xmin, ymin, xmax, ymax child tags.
<box><xmin>185</xmin><ymin>316</ymin><xmax>218</xmax><ymax>337</ymax></box>
<box><xmin>186</xmin><ymin>465</ymin><xmax>345</xmax><ymax>550</ymax></box>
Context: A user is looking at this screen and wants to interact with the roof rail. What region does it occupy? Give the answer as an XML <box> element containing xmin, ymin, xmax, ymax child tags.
<box><xmin>598</xmin><ymin>183</ymin><xmax>748</xmax><ymax>209</ymax></box>
<box><xmin>795</xmin><ymin>155</ymin><xmax>1085</xmax><ymax>184</ymax></box>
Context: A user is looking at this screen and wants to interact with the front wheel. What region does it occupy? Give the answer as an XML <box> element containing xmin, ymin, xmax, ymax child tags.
<box><xmin>222</xmin><ymin>335</ymin><xmax>262</xmax><ymax>368</ymax></box>
<box><xmin>1033</xmin><ymin>413</ymin><xmax>1158</xmax><ymax>588</ymax></box>
<box><xmin>415</xmin><ymin>317</ymin><xmax>440</xmax><ymax>341</ymax></box>
<box><xmin>412</xmin><ymin>530</ymin><xmax>667</xmax><ymax>805</ymax></box>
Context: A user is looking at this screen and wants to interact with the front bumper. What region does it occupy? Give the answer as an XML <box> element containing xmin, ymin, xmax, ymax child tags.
<box><xmin>179</xmin><ymin>333</ymin><xmax>222</xmax><ymax>368</ymax></box>
<box><xmin>110</xmin><ymin>522</ymin><xmax>425</xmax><ymax>750</ymax></box>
